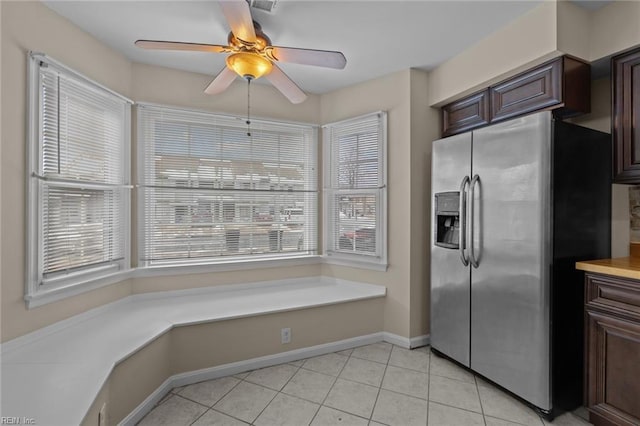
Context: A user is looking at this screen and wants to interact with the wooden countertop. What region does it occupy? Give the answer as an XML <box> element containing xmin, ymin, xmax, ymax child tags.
<box><xmin>576</xmin><ymin>257</ymin><xmax>640</xmax><ymax>280</ymax></box>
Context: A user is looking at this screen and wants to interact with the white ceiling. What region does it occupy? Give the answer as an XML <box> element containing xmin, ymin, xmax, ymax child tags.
<box><xmin>44</xmin><ymin>1</ymin><xmax>560</xmax><ymax>95</ymax></box>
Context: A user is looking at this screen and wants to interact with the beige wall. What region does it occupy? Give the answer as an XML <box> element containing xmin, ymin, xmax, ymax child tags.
<box><xmin>81</xmin><ymin>378</ymin><xmax>110</xmax><ymax>426</ymax></box>
<box><xmin>170</xmin><ymin>299</ymin><xmax>383</xmax><ymax>375</ymax></box>
<box><xmin>556</xmin><ymin>0</ymin><xmax>590</xmax><ymax>60</ymax></box>
<box><xmin>109</xmin><ymin>333</ymin><xmax>172</xmax><ymax>425</ymax></box>
<box><xmin>427</xmin><ymin>1</ymin><xmax>560</xmax><ymax>106</ymax></box>
<box><xmin>319</xmin><ymin>70</ymin><xmax>413</xmax><ymax>337</ymax></box>
<box><xmin>589</xmin><ymin>0</ymin><xmax>640</xmax><ymax>61</ymax></box>
<box><xmin>318</xmin><ymin>69</ymin><xmax>435</xmax><ymax>338</ymax></box>
<box><xmin>0</xmin><ymin>1</ymin><xmax>135</xmax><ymax>342</ymax></box>
<box><xmin>409</xmin><ymin>69</ymin><xmax>439</xmax><ymax>337</ymax></box>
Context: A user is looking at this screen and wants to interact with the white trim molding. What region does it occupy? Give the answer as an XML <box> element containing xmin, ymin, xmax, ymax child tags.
<box><xmin>382</xmin><ymin>332</ymin><xmax>430</xmax><ymax>349</ymax></box>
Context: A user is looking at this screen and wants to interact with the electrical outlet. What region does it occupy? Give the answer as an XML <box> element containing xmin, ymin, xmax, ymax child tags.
<box><xmin>281</xmin><ymin>327</ymin><xmax>291</xmax><ymax>344</ymax></box>
<box><xmin>98</xmin><ymin>403</ymin><xmax>107</xmax><ymax>426</ymax></box>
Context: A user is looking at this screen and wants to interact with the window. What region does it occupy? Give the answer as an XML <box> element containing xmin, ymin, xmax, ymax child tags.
<box><xmin>27</xmin><ymin>53</ymin><xmax>132</xmax><ymax>300</ymax></box>
<box><xmin>137</xmin><ymin>104</ymin><xmax>317</xmax><ymax>267</ymax></box>
<box><xmin>323</xmin><ymin>112</ymin><xmax>387</xmax><ymax>268</ymax></box>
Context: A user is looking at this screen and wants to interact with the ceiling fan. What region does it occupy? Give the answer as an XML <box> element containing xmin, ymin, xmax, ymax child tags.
<box><xmin>135</xmin><ymin>0</ymin><xmax>347</xmax><ymax>104</ymax></box>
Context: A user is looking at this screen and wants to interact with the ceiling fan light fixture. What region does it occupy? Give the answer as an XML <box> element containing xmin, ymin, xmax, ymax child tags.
<box><xmin>226</xmin><ymin>52</ymin><xmax>273</xmax><ymax>80</ymax></box>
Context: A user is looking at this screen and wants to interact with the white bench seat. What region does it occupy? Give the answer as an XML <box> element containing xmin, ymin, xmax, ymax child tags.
<box><xmin>0</xmin><ymin>277</ymin><xmax>385</xmax><ymax>426</ymax></box>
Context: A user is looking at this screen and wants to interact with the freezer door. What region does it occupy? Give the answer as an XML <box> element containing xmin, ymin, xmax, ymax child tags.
<box><xmin>430</xmin><ymin>132</ymin><xmax>472</xmax><ymax>366</ymax></box>
<box><xmin>470</xmin><ymin>111</ymin><xmax>552</xmax><ymax>410</ymax></box>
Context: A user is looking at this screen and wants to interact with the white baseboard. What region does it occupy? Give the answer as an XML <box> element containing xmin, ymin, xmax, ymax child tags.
<box><xmin>410</xmin><ymin>334</ymin><xmax>430</xmax><ymax>348</ymax></box>
<box><xmin>119</xmin><ymin>331</ymin><xmax>431</xmax><ymax>426</ymax></box>
<box><xmin>382</xmin><ymin>332</ymin><xmax>430</xmax><ymax>349</ymax></box>
<box><xmin>119</xmin><ymin>332</ymin><xmax>384</xmax><ymax>426</ymax></box>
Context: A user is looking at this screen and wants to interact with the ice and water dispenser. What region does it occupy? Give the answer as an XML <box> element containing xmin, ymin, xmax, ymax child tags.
<box><xmin>434</xmin><ymin>192</ymin><xmax>460</xmax><ymax>249</ymax></box>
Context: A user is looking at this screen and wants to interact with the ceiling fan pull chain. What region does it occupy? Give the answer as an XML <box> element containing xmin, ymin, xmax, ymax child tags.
<box><xmin>246</xmin><ymin>77</ymin><xmax>252</xmax><ymax>137</ymax></box>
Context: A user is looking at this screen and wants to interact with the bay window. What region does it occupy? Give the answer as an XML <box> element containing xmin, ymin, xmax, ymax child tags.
<box><xmin>137</xmin><ymin>104</ymin><xmax>318</xmax><ymax>267</ymax></box>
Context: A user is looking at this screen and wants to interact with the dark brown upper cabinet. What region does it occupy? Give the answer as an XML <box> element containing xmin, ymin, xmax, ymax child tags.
<box><xmin>441</xmin><ymin>56</ymin><xmax>591</xmax><ymax>137</ymax></box>
<box><xmin>491</xmin><ymin>57</ymin><xmax>590</xmax><ymax>123</ymax></box>
<box><xmin>442</xmin><ymin>90</ymin><xmax>490</xmax><ymax>137</ymax></box>
<box><xmin>612</xmin><ymin>47</ymin><xmax>640</xmax><ymax>183</ymax></box>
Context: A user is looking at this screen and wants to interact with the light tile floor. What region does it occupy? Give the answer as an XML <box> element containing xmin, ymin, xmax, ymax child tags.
<box><xmin>137</xmin><ymin>343</ymin><xmax>592</xmax><ymax>426</ymax></box>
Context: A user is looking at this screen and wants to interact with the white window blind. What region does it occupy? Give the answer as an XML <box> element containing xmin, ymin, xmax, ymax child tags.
<box><xmin>324</xmin><ymin>112</ymin><xmax>387</xmax><ymax>262</ymax></box>
<box><xmin>137</xmin><ymin>104</ymin><xmax>318</xmax><ymax>266</ymax></box>
<box><xmin>28</xmin><ymin>53</ymin><xmax>131</xmax><ymax>295</ymax></box>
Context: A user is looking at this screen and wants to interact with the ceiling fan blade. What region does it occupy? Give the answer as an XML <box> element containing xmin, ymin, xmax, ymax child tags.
<box><xmin>135</xmin><ymin>40</ymin><xmax>227</xmax><ymax>53</ymax></box>
<box><xmin>204</xmin><ymin>67</ymin><xmax>237</xmax><ymax>95</ymax></box>
<box><xmin>269</xmin><ymin>47</ymin><xmax>347</xmax><ymax>69</ymax></box>
<box><xmin>218</xmin><ymin>0</ymin><xmax>256</xmax><ymax>44</ymax></box>
<box><xmin>265</xmin><ymin>65</ymin><xmax>307</xmax><ymax>104</ymax></box>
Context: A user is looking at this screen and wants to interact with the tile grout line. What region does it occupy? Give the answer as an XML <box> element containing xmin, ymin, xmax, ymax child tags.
<box><xmin>187</xmin><ymin>376</ymin><xmax>247</xmax><ymax>426</ymax></box>
<box><xmin>310</xmin><ymin>346</ymin><xmax>380</xmax><ymax>424</ymax></box>
<box><xmin>272</xmin><ymin>361</ymin><xmax>320</xmax><ymax>425</ymax></box>
<box><xmin>472</xmin><ymin>382</ymin><xmax>541</xmax><ymax>426</ymax></box>
<box><xmin>246</xmin><ymin>361</ymin><xmax>303</xmax><ymax>425</ymax></box>
<box><xmin>307</xmin><ymin>349</ymin><xmax>365</xmax><ymax>424</ymax></box>
<box><xmin>306</xmin><ymin>361</ymin><xmax>341</xmax><ymax>425</ymax></box>
<box><xmin>153</xmin><ymin>394</ymin><xmax>208</xmax><ymax>426</ymax></box>
<box><xmin>313</xmin><ymin>347</ymin><xmax>353</xmax><ymax>422</ymax></box>
<box><xmin>279</xmin><ymin>360</ymin><xmax>337</xmax><ymax>407</ymax></box>
<box><xmin>473</xmin><ymin>374</ymin><xmax>488</xmax><ymax>426</ymax></box>
<box><xmin>426</xmin><ymin>350</ymin><xmax>431</xmax><ymax>426</ymax></box>
<box><xmin>367</xmin><ymin>345</ymin><xmax>393</xmax><ymax>423</ymax></box>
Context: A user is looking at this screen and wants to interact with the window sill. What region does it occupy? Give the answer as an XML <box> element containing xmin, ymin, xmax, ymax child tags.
<box><xmin>25</xmin><ymin>269</ymin><xmax>134</xmax><ymax>309</ymax></box>
<box><xmin>136</xmin><ymin>255</ymin><xmax>322</xmax><ymax>277</ymax></box>
<box><xmin>24</xmin><ymin>255</ymin><xmax>323</xmax><ymax>309</ymax></box>
<box><xmin>323</xmin><ymin>254</ymin><xmax>389</xmax><ymax>272</ymax></box>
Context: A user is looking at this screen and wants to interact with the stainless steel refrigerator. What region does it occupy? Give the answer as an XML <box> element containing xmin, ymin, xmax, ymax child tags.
<box><xmin>430</xmin><ymin>111</ymin><xmax>610</xmax><ymax>417</ymax></box>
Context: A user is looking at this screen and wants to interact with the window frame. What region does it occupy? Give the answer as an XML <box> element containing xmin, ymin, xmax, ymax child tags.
<box><xmin>26</xmin><ymin>52</ymin><xmax>133</xmax><ymax>307</ymax></box>
<box><xmin>322</xmin><ymin>111</ymin><xmax>388</xmax><ymax>270</ymax></box>
<box><xmin>136</xmin><ymin>102</ymin><xmax>319</xmax><ymax>270</ymax></box>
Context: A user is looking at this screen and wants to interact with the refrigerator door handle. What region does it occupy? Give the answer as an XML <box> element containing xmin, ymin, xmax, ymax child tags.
<box><xmin>469</xmin><ymin>174</ymin><xmax>480</xmax><ymax>268</ymax></box>
<box><xmin>459</xmin><ymin>175</ymin><xmax>471</xmax><ymax>266</ymax></box>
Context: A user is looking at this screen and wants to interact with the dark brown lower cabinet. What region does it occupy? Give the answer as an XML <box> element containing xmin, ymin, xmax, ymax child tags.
<box><xmin>585</xmin><ymin>273</ymin><xmax>640</xmax><ymax>426</ymax></box>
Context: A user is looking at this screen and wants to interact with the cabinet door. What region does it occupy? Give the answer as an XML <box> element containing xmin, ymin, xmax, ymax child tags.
<box><xmin>586</xmin><ymin>310</ymin><xmax>640</xmax><ymax>426</ymax></box>
<box><xmin>442</xmin><ymin>90</ymin><xmax>490</xmax><ymax>137</ymax></box>
<box><xmin>490</xmin><ymin>59</ymin><xmax>562</xmax><ymax>123</ymax></box>
<box><xmin>613</xmin><ymin>48</ymin><xmax>640</xmax><ymax>183</ymax></box>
